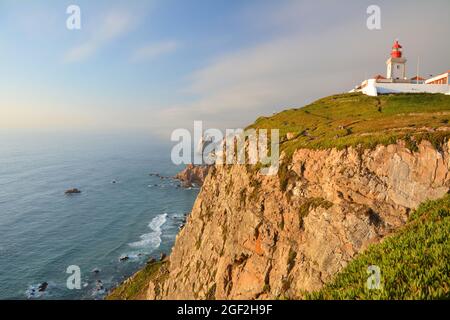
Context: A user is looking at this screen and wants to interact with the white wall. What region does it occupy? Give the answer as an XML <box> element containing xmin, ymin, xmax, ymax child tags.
<box><xmin>376</xmin><ymin>83</ymin><xmax>449</xmax><ymax>95</ymax></box>
<box><xmin>362</xmin><ymin>80</ymin><xmax>449</xmax><ymax>96</ymax></box>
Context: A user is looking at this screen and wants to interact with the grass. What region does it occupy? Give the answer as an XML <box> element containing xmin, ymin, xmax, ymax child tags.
<box><xmin>305</xmin><ymin>195</ymin><xmax>450</xmax><ymax>300</ymax></box>
<box><xmin>248</xmin><ymin>93</ymin><xmax>450</xmax><ymax>157</ymax></box>
<box><xmin>247</xmin><ymin>93</ymin><xmax>450</xmax><ymax>190</ymax></box>
<box><xmin>106</xmin><ymin>261</ymin><xmax>167</xmax><ymax>300</ymax></box>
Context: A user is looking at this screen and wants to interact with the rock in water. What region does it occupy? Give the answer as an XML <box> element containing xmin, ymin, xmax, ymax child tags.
<box><xmin>95</xmin><ymin>280</ymin><xmax>104</xmax><ymax>291</ymax></box>
<box><xmin>65</xmin><ymin>188</ymin><xmax>81</xmax><ymax>195</ymax></box>
<box><xmin>119</xmin><ymin>255</ymin><xmax>129</xmax><ymax>262</ymax></box>
<box><xmin>38</xmin><ymin>282</ymin><xmax>48</xmax><ymax>292</ymax></box>
<box><xmin>174</xmin><ymin>165</ymin><xmax>210</xmax><ymax>188</ymax></box>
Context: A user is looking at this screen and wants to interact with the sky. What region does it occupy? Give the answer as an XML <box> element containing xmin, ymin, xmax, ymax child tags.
<box><xmin>1</xmin><ymin>0</ymin><xmax>449</xmax><ymax>138</ymax></box>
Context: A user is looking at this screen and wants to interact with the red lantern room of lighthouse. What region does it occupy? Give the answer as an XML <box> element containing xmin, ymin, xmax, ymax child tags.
<box><xmin>391</xmin><ymin>40</ymin><xmax>403</xmax><ymax>58</ymax></box>
<box><xmin>386</xmin><ymin>40</ymin><xmax>407</xmax><ymax>80</ymax></box>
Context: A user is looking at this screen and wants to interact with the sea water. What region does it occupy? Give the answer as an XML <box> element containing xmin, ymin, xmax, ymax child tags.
<box><xmin>0</xmin><ymin>131</ymin><xmax>198</xmax><ymax>299</ymax></box>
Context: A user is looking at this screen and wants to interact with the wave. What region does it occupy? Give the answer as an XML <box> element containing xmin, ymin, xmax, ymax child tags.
<box><xmin>25</xmin><ymin>281</ymin><xmax>56</xmax><ymax>299</ymax></box>
<box><xmin>128</xmin><ymin>213</ymin><xmax>167</xmax><ymax>249</ymax></box>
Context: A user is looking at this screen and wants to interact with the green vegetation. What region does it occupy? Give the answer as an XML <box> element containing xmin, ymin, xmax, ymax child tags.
<box><xmin>106</xmin><ymin>261</ymin><xmax>167</xmax><ymax>300</ymax></box>
<box><xmin>249</xmin><ymin>93</ymin><xmax>450</xmax><ymax>156</ymax></box>
<box><xmin>306</xmin><ymin>195</ymin><xmax>450</xmax><ymax>300</ymax></box>
<box><xmin>248</xmin><ymin>93</ymin><xmax>450</xmax><ymax>190</ymax></box>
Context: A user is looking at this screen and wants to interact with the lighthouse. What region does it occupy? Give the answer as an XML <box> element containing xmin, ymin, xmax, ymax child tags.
<box><xmin>351</xmin><ymin>40</ymin><xmax>449</xmax><ymax>96</ymax></box>
<box><xmin>386</xmin><ymin>40</ymin><xmax>407</xmax><ymax>80</ymax></box>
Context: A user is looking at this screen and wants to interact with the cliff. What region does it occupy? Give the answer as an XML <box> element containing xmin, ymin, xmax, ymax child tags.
<box><xmin>146</xmin><ymin>140</ymin><xmax>450</xmax><ymax>299</ymax></box>
<box><xmin>308</xmin><ymin>194</ymin><xmax>450</xmax><ymax>299</ymax></box>
<box><xmin>174</xmin><ymin>164</ymin><xmax>211</xmax><ymax>187</ymax></box>
<box><xmin>108</xmin><ymin>93</ymin><xmax>450</xmax><ymax>300</ymax></box>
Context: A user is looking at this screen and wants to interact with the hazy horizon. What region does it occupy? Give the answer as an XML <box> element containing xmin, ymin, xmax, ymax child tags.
<box><xmin>1</xmin><ymin>0</ymin><xmax>450</xmax><ymax>138</ymax></box>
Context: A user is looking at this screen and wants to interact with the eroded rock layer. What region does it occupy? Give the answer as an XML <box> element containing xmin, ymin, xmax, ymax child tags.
<box><xmin>148</xmin><ymin>141</ymin><xmax>450</xmax><ymax>300</ymax></box>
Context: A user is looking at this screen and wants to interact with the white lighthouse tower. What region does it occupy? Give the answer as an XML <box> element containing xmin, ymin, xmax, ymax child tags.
<box><xmin>386</xmin><ymin>40</ymin><xmax>407</xmax><ymax>80</ymax></box>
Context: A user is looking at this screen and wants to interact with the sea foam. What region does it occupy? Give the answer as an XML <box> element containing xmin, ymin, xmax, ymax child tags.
<box><xmin>128</xmin><ymin>213</ymin><xmax>167</xmax><ymax>249</ymax></box>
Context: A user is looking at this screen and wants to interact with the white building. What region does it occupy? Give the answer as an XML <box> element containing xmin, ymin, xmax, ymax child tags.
<box><xmin>353</xmin><ymin>40</ymin><xmax>450</xmax><ymax>96</ymax></box>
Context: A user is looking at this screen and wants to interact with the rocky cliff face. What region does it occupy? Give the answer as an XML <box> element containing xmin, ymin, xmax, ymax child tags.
<box><xmin>147</xmin><ymin>140</ymin><xmax>450</xmax><ymax>300</ymax></box>
<box><xmin>175</xmin><ymin>164</ymin><xmax>211</xmax><ymax>187</ymax></box>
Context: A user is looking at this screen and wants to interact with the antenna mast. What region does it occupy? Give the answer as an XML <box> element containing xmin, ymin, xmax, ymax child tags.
<box><xmin>416</xmin><ymin>56</ymin><xmax>420</xmax><ymax>84</ymax></box>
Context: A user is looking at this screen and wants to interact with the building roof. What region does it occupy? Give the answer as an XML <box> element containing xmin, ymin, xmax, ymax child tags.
<box><xmin>432</xmin><ymin>72</ymin><xmax>449</xmax><ymax>79</ymax></box>
<box><xmin>425</xmin><ymin>72</ymin><xmax>450</xmax><ymax>84</ymax></box>
<box><xmin>411</xmin><ymin>76</ymin><xmax>425</xmax><ymax>81</ymax></box>
<box><xmin>373</xmin><ymin>74</ymin><xmax>386</xmax><ymax>80</ymax></box>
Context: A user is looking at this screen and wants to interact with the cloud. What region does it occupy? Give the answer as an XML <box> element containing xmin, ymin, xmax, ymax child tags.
<box><xmin>64</xmin><ymin>9</ymin><xmax>135</xmax><ymax>63</ymax></box>
<box><xmin>130</xmin><ymin>41</ymin><xmax>179</xmax><ymax>62</ymax></box>
<box><xmin>148</xmin><ymin>0</ymin><xmax>450</xmax><ymax>137</ymax></box>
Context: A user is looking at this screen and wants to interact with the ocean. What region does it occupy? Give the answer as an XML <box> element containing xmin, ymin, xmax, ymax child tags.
<box><xmin>0</xmin><ymin>131</ymin><xmax>198</xmax><ymax>299</ymax></box>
